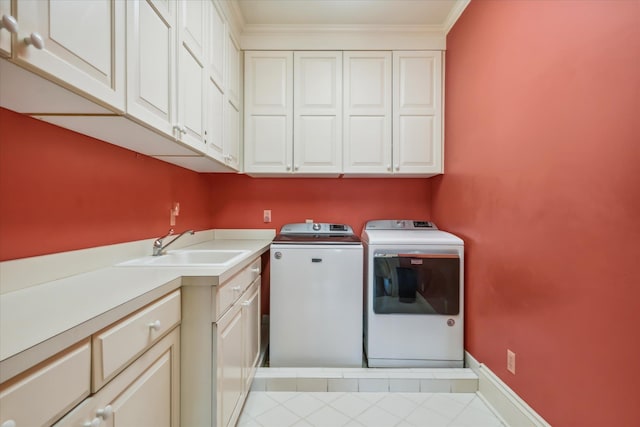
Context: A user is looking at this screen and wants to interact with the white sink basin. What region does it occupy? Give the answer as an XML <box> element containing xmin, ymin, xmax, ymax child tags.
<box><xmin>118</xmin><ymin>250</ymin><xmax>250</xmax><ymax>267</ymax></box>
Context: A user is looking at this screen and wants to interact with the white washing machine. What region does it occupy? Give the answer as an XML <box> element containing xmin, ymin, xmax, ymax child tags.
<box><xmin>362</xmin><ymin>220</ymin><xmax>464</xmax><ymax>368</ymax></box>
<box><xmin>270</xmin><ymin>223</ymin><xmax>363</xmax><ymax>367</ymax></box>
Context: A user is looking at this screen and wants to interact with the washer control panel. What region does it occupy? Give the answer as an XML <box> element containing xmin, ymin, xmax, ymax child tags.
<box><xmin>280</xmin><ymin>222</ymin><xmax>355</xmax><ymax>235</ymax></box>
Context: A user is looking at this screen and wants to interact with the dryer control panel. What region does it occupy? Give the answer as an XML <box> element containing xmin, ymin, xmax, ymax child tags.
<box><xmin>364</xmin><ymin>220</ymin><xmax>438</xmax><ymax>230</ymax></box>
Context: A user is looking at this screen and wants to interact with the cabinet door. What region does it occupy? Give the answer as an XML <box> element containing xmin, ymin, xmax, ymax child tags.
<box><xmin>0</xmin><ymin>0</ymin><xmax>12</xmax><ymax>57</ymax></box>
<box><xmin>13</xmin><ymin>0</ymin><xmax>125</xmax><ymax>111</ymax></box>
<box><xmin>177</xmin><ymin>0</ymin><xmax>206</xmax><ymax>152</ymax></box>
<box><xmin>205</xmin><ymin>0</ymin><xmax>226</xmax><ymax>162</ymax></box>
<box><xmin>393</xmin><ymin>51</ymin><xmax>443</xmax><ymax>174</ymax></box>
<box><xmin>54</xmin><ymin>328</ymin><xmax>180</xmax><ymax>427</ymax></box>
<box><xmin>0</xmin><ymin>340</ymin><xmax>90</xmax><ymax>427</ymax></box>
<box><xmin>206</xmin><ymin>73</ymin><xmax>226</xmax><ymax>161</ymax></box>
<box><xmin>225</xmin><ymin>102</ymin><xmax>241</xmax><ymax>170</ymax></box>
<box><xmin>216</xmin><ymin>305</ymin><xmax>244</xmax><ymax>427</ymax></box>
<box><xmin>343</xmin><ymin>51</ymin><xmax>392</xmax><ymax>174</ymax></box>
<box><xmin>126</xmin><ymin>0</ymin><xmax>177</xmax><ymax>138</ymax></box>
<box><xmin>242</xmin><ymin>280</ymin><xmax>261</xmax><ymax>392</ymax></box>
<box><xmin>110</xmin><ymin>351</ymin><xmax>172</xmax><ymax>427</ymax></box>
<box><xmin>208</xmin><ymin>0</ymin><xmax>226</xmax><ymax>90</ymax></box>
<box><xmin>294</xmin><ymin>51</ymin><xmax>343</xmax><ymax>174</ymax></box>
<box><xmin>227</xmin><ymin>34</ymin><xmax>241</xmax><ymax>109</ymax></box>
<box><xmin>244</xmin><ymin>51</ymin><xmax>293</xmax><ymax>174</ymax></box>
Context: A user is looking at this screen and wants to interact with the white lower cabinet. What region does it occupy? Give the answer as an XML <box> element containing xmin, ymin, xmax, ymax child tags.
<box><xmin>0</xmin><ymin>290</ymin><xmax>181</xmax><ymax>427</ymax></box>
<box><xmin>0</xmin><ymin>340</ymin><xmax>91</xmax><ymax>427</ymax></box>
<box><xmin>181</xmin><ymin>257</ymin><xmax>262</xmax><ymax>427</ymax></box>
<box><xmin>54</xmin><ymin>328</ymin><xmax>180</xmax><ymax>427</ymax></box>
<box><xmin>216</xmin><ymin>303</ymin><xmax>244</xmax><ymax>427</ymax></box>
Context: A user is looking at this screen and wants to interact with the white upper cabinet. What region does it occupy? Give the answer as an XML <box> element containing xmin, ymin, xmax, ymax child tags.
<box><xmin>0</xmin><ymin>0</ymin><xmax>13</xmax><ymax>57</ymax></box>
<box><xmin>177</xmin><ymin>0</ymin><xmax>207</xmax><ymax>152</ymax></box>
<box><xmin>224</xmin><ymin>34</ymin><xmax>242</xmax><ymax>169</ymax></box>
<box><xmin>293</xmin><ymin>51</ymin><xmax>343</xmax><ymax>174</ymax></box>
<box><xmin>227</xmin><ymin>34</ymin><xmax>241</xmax><ymax>110</ymax></box>
<box><xmin>126</xmin><ymin>0</ymin><xmax>177</xmax><ymax>138</ymax></box>
<box><xmin>244</xmin><ymin>51</ymin><xmax>294</xmax><ymax>174</ymax></box>
<box><xmin>343</xmin><ymin>51</ymin><xmax>392</xmax><ymax>174</ymax></box>
<box><xmin>126</xmin><ymin>0</ymin><xmax>210</xmax><ymax>154</ymax></box>
<box><xmin>12</xmin><ymin>0</ymin><xmax>125</xmax><ymax>111</ymax></box>
<box><xmin>393</xmin><ymin>50</ymin><xmax>443</xmax><ymax>175</ymax></box>
<box><xmin>208</xmin><ymin>0</ymin><xmax>226</xmax><ymax>91</ymax></box>
<box><xmin>205</xmin><ymin>0</ymin><xmax>226</xmax><ymax>161</ymax></box>
<box><xmin>244</xmin><ymin>49</ymin><xmax>442</xmax><ymax>177</ymax></box>
<box><xmin>244</xmin><ymin>51</ymin><xmax>342</xmax><ymax>175</ymax></box>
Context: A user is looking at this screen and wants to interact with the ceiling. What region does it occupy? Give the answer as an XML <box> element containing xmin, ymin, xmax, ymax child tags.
<box><xmin>234</xmin><ymin>0</ymin><xmax>469</xmax><ymax>30</ymax></box>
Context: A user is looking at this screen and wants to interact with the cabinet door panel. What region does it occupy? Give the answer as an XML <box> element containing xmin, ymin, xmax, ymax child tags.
<box><xmin>249</xmin><ymin>56</ymin><xmax>290</xmax><ymax>112</ymax></box>
<box><xmin>296</xmin><ymin>116</ymin><xmax>340</xmax><ymax>169</ymax></box>
<box><xmin>207</xmin><ymin>78</ymin><xmax>225</xmax><ymax>159</ymax></box>
<box><xmin>397</xmin><ymin>115</ymin><xmax>436</xmax><ymax>167</ymax></box>
<box><xmin>217</xmin><ymin>306</ymin><xmax>244</xmax><ymax>427</ymax></box>
<box><xmin>179</xmin><ymin>45</ymin><xmax>205</xmax><ymax>150</ymax></box>
<box><xmin>393</xmin><ymin>51</ymin><xmax>442</xmax><ymax>174</ymax></box>
<box><xmin>225</xmin><ymin>102</ymin><xmax>240</xmax><ymax>170</ymax></box>
<box><xmin>250</xmin><ymin>116</ymin><xmax>289</xmax><ymax>167</ymax></box>
<box><xmin>111</xmin><ymin>352</ymin><xmax>172</xmax><ymax>427</ymax></box>
<box><xmin>294</xmin><ymin>52</ymin><xmax>342</xmax><ymax>173</ymax></box>
<box><xmin>244</xmin><ymin>51</ymin><xmax>293</xmax><ymax>173</ymax></box>
<box><xmin>227</xmin><ymin>34</ymin><xmax>241</xmax><ymax>109</ymax></box>
<box><xmin>243</xmin><ymin>280</ymin><xmax>261</xmax><ymax>391</ymax></box>
<box><xmin>177</xmin><ymin>0</ymin><xmax>206</xmax><ymax>151</ymax></box>
<box><xmin>295</xmin><ymin>52</ymin><xmax>341</xmax><ymax>113</ymax></box>
<box><xmin>343</xmin><ymin>52</ymin><xmax>391</xmax><ymax>173</ymax></box>
<box><xmin>127</xmin><ymin>0</ymin><xmax>176</xmax><ymax>135</ymax></box>
<box><xmin>347</xmin><ymin>116</ymin><xmax>388</xmax><ymax>169</ymax></box>
<box><xmin>14</xmin><ymin>0</ymin><xmax>124</xmax><ymax>110</ymax></box>
<box><xmin>397</xmin><ymin>56</ymin><xmax>437</xmax><ymax>112</ymax></box>
<box><xmin>0</xmin><ymin>340</ymin><xmax>90</xmax><ymax>427</ymax></box>
<box><xmin>208</xmin><ymin>0</ymin><xmax>226</xmax><ymax>90</ymax></box>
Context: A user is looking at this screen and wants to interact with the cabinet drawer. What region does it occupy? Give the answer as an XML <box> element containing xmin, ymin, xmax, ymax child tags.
<box><xmin>214</xmin><ymin>258</ymin><xmax>261</xmax><ymax>321</ymax></box>
<box><xmin>92</xmin><ymin>290</ymin><xmax>181</xmax><ymax>391</ymax></box>
<box><xmin>0</xmin><ymin>339</ymin><xmax>90</xmax><ymax>427</ymax></box>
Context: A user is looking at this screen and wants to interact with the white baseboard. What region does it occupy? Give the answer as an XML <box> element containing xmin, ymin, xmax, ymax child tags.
<box><xmin>465</xmin><ymin>351</ymin><xmax>551</xmax><ymax>427</ymax></box>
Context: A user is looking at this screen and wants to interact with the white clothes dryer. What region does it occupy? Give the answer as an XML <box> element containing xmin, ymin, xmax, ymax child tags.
<box><xmin>362</xmin><ymin>220</ymin><xmax>464</xmax><ymax>368</ymax></box>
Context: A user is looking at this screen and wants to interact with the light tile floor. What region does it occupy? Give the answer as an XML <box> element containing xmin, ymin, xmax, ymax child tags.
<box><xmin>238</xmin><ymin>391</ymin><xmax>506</xmax><ymax>427</ymax></box>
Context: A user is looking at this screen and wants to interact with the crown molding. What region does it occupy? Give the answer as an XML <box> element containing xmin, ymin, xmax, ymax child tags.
<box><xmin>239</xmin><ymin>24</ymin><xmax>447</xmax><ymax>50</ymax></box>
<box><xmin>444</xmin><ymin>0</ymin><xmax>471</xmax><ymax>34</ymax></box>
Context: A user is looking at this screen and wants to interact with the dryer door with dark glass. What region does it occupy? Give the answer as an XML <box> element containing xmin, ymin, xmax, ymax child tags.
<box><xmin>372</xmin><ymin>251</ymin><xmax>460</xmax><ymax>315</ymax></box>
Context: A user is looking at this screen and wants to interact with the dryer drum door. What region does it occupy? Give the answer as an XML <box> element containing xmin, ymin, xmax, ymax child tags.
<box><xmin>373</xmin><ymin>253</ymin><xmax>460</xmax><ymax>315</ymax></box>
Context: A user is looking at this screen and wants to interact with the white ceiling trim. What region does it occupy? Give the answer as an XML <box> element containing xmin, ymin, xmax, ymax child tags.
<box><xmin>240</xmin><ymin>26</ymin><xmax>446</xmax><ymax>50</ymax></box>
<box><xmin>443</xmin><ymin>0</ymin><xmax>471</xmax><ymax>34</ymax></box>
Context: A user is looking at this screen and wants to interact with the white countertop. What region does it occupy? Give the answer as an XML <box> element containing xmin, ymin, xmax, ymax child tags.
<box><xmin>0</xmin><ymin>236</ymin><xmax>272</xmax><ymax>382</ymax></box>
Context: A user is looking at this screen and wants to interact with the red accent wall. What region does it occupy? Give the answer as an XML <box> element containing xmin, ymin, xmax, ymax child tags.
<box><xmin>0</xmin><ymin>107</ymin><xmax>213</xmax><ymax>261</ymax></box>
<box><xmin>209</xmin><ymin>173</ymin><xmax>431</xmax><ymax>234</ymax></box>
<box><xmin>433</xmin><ymin>1</ymin><xmax>640</xmax><ymax>425</ymax></box>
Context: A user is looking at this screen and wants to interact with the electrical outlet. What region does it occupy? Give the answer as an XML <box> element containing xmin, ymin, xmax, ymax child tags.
<box><xmin>263</xmin><ymin>209</ymin><xmax>271</xmax><ymax>223</ymax></box>
<box><xmin>507</xmin><ymin>349</ymin><xmax>516</xmax><ymax>374</ymax></box>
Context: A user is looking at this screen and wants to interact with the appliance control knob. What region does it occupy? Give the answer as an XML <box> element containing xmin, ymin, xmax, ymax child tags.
<box><xmin>447</xmin><ymin>319</ymin><xmax>455</xmax><ymax>327</ymax></box>
<box><xmin>312</xmin><ymin>223</ymin><xmax>321</xmax><ymax>231</ymax></box>
<box><xmin>274</xmin><ymin>252</ymin><xmax>282</xmax><ymax>260</ymax></box>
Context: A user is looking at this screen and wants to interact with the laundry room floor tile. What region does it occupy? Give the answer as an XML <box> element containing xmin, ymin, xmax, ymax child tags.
<box><xmin>237</xmin><ymin>392</ymin><xmax>507</xmax><ymax>427</ymax></box>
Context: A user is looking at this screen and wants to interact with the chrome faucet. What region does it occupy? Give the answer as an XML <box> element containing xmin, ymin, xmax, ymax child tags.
<box><xmin>153</xmin><ymin>229</ymin><xmax>195</xmax><ymax>256</ymax></box>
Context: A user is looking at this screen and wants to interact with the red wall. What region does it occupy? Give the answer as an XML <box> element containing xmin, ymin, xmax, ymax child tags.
<box><xmin>0</xmin><ymin>108</ymin><xmax>213</xmax><ymax>261</ymax></box>
<box><xmin>433</xmin><ymin>1</ymin><xmax>640</xmax><ymax>425</ymax></box>
<box><xmin>209</xmin><ymin>173</ymin><xmax>432</xmax><ymax>233</ymax></box>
